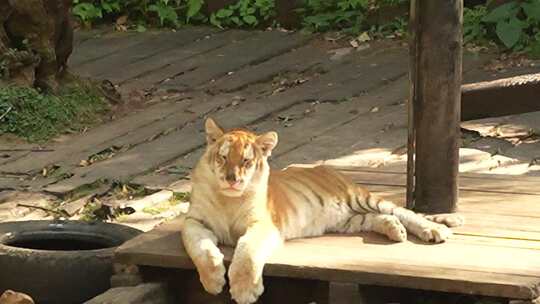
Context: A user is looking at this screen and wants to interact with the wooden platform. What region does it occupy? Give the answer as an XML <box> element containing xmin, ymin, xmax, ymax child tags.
<box><xmin>115</xmin><ymin>166</ymin><xmax>540</xmax><ymax>301</ymax></box>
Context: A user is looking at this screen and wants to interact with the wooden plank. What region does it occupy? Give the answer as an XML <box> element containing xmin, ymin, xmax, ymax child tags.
<box><xmin>45</xmin><ymin>47</ymin><xmax>409</xmax><ymax>193</ymax></box>
<box><xmin>337</xmin><ymin>165</ymin><xmax>540</xmax><ymax>183</ymax></box>
<box><xmin>364</xmin><ymin>184</ymin><xmax>540</xmax><ymax>219</ymax></box>
<box><xmin>70</xmin><ymin>31</ymin><xmax>150</xmax><ymax>67</ymax></box>
<box><xmin>72</xmin><ymin>26</ymin><xmax>113</xmax><ymax>46</ymax></box>
<box><xmin>335</xmin><ymin>168</ymin><xmax>540</xmax><ymax>195</ymax></box>
<box><xmin>0</xmin><ymin>99</ymin><xmax>194</xmax><ymax>175</ymax></box>
<box><xmin>24</xmin><ymin>94</ymin><xmax>237</xmax><ymax>191</ymax></box>
<box><xmin>269</xmin><ymin>53</ymin><xmax>490</xmax><ymax>171</ymax></box>
<box><xmin>104</xmin><ymin>30</ymin><xmax>254</xmax><ymax>85</ymax></box>
<box><xmin>132</xmin><ymin>74</ymin><xmax>409</xmax><ymax>188</ymax></box>
<box><xmin>0</xmin><ymin>177</ymin><xmax>23</xmax><ymax>190</ymax></box>
<box><xmin>204</xmin><ymin>43</ymin><xmax>329</xmax><ymax>93</ymax></box>
<box><xmin>0</xmin><ymin>150</ymin><xmax>30</xmax><ymax>166</ymax></box>
<box><xmin>76</xmin><ymin>27</ymin><xmax>215</xmax><ymax>79</ymax></box>
<box><xmin>115</xmin><ymin>217</ymin><xmax>540</xmax><ymax>300</ymax></box>
<box><xmin>271</xmin><ymin>107</ymin><xmax>407</xmax><ymax>168</ymax></box>
<box><xmin>462</xmin><ymin>73</ymin><xmax>540</xmax><ymax>121</ymax></box>
<box><xmin>135</xmin><ymin>30</ymin><xmax>312</xmax><ymax>90</ymax></box>
<box><xmin>408</xmin><ymin>0</ymin><xmax>463</xmax><ymax>213</ymax></box>
<box><xmin>129</xmin><ymin>45</ymin><xmax>412</xmax><ymax>187</ymax></box>
<box><xmin>121</xmin><ymin>30</ymin><xmax>294</xmax><ymax>89</ymax></box>
<box><xmin>117</xmin><ymin>169</ymin><xmax>540</xmax><ymax>300</ymax></box>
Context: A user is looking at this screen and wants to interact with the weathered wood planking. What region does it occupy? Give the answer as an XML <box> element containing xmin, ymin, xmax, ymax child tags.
<box><xmin>130</xmin><ymin>49</ymin><xmax>492</xmax><ymax>187</ymax></box>
<box><xmin>107</xmin><ymin>30</ymin><xmax>254</xmax><ymax>85</ymax></box>
<box><xmin>158</xmin><ymin>30</ymin><xmax>313</xmax><ymax>89</ymax></box>
<box><xmin>123</xmin><ymin>30</ymin><xmax>311</xmax><ymax>91</ymax></box>
<box><xmin>116</xmin><ymin>168</ymin><xmax>540</xmax><ymax>300</ymax></box>
<box><xmin>43</xmin><ymin>47</ymin><xmax>409</xmax><ymax>193</ymax></box>
<box><xmin>462</xmin><ymin>73</ymin><xmax>540</xmax><ymax>121</ymax></box>
<box><xmin>74</xmin><ymin>27</ymin><xmax>217</xmax><ymax>78</ymax></box>
<box><xmin>336</xmin><ymin>168</ymin><xmax>540</xmax><ymax>195</ymax></box>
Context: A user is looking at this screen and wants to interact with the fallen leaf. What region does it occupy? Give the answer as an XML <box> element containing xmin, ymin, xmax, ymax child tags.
<box><xmin>357</xmin><ymin>32</ymin><xmax>371</xmax><ymax>42</ymax></box>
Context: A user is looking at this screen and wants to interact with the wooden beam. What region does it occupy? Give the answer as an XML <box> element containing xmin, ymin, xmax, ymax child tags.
<box><xmin>408</xmin><ymin>0</ymin><xmax>463</xmax><ymax>213</ymax></box>
<box><xmin>461</xmin><ymin>73</ymin><xmax>540</xmax><ymax>121</ymax></box>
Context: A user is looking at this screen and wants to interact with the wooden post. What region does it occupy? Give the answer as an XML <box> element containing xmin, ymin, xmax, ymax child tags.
<box><xmin>407</xmin><ymin>0</ymin><xmax>463</xmax><ymax>213</ymax></box>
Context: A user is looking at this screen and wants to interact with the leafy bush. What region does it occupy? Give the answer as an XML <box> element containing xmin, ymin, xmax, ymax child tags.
<box><xmin>70</xmin><ymin>0</ymin><xmax>540</xmax><ymax>57</ymax></box>
<box><xmin>72</xmin><ymin>0</ymin><xmax>121</xmax><ymax>25</ymax></box>
<box><xmin>297</xmin><ymin>0</ymin><xmax>369</xmax><ymax>33</ymax></box>
<box><xmin>72</xmin><ymin>0</ymin><xmax>205</xmax><ymax>28</ymax></box>
<box><xmin>0</xmin><ymin>85</ymin><xmax>108</xmax><ymax>142</ymax></box>
<box><xmin>465</xmin><ymin>1</ymin><xmax>540</xmax><ymax>57</ymax></box>
<box><xmin>210</xmin><ymin>0</ymin><xmax>275</xmax><ymax>28</ymax></box>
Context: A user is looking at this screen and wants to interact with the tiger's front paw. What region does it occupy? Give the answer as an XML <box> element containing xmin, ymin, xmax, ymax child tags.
<box><xmin>380</xmin><ymin>215</ymin><xmax>407</xmax><ymax>242</ymax></box>
<box><xmin>228</xmin><ymin>258</ymin><xmax>264</xmax><ymax>304</ymax></box>
<box><xmin>198</xmin><ymin>248</ymin><xmax>226</xmax><ymax>295</ymax></box>
<box><xmin>420</xmin><ymin>223</ymin><xmax>453</xmax><ymax>243</ymax></box>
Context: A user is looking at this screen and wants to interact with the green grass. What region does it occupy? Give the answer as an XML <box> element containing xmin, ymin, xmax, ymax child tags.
<box><xmin>0</xmin><ymin>84</ymin><xmax>109</xmax><ymax>142</ymax></box>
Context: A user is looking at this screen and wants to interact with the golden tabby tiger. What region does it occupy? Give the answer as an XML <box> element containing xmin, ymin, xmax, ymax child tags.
<box><xmin>181</xmin><ymin>118</ymin><xmax>463</xmax><ymax>304</ymax></box>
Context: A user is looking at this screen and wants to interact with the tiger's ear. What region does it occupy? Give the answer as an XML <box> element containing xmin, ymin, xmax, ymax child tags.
<box><xmin>205</xmin><ymin>117</ymin><xmax>224</xmax><ymax>144</ymax></box>
<box><xmin>256</xmin><ymin>131</ymin><xmax>278</xmax><ymax>157</ymax></box>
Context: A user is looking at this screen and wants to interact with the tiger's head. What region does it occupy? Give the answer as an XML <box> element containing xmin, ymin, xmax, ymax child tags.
<box><xmin>204</xmin><ymin>118</ymin><xmax>278</xmax><ymax>197</ymax></box>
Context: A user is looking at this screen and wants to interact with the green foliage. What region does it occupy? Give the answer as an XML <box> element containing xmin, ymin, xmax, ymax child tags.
<box><xmin>186</xmin><ymin>0</ymin><xmax>204</xmax><ymax>22</ymax></box>
<box><xmin>0</xmin><ymin>85</ymin><xmax>108</xmax><ymax>142</ymax></box>
<box><xmin>368</xmin><ymin>16</ymin><xmax>407</xmax><ymax>39</ymax></box>
<box><xmin>210</xmin><ymin>0</ymin><xmax>275</xmax><ymax>28</ymax></box>
<box><xmin>464</xmin><ymin>5</ymin><xmax>489</xmax><ymax>44</ymax></box>
<box><xmin>70</xmin><ymin>0</ymin><xmax>540</xmax><ymax>57</ymax></box>
<box><xmin>72</xmin><ymin>0</ymin><xmax>206</xmax><ymax>28</ymax></box>
<box><xmin>148</xmin><ymin>0</ymin><xmax>180</xmax><ymax>27</ymax></box>
<box><xmin>298</xmin><ymin>0</ymin><xmax>369</xmax><ymax>33</ymax></box>
<box><xmin>465</xmin><ymin>0</ymin><xmax>540</xmax><ymax>57</ymax></box>
<box><xmin>73</xmin><ymin>0</ymin><xmax>121</xmax><ymax>25</ymax></box>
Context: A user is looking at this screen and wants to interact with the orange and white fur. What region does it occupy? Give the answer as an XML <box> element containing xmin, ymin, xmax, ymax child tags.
<box><xmin>181</xmin><ymin>118</ymin><xmax>463</xmax><ymax>304</ymax></box>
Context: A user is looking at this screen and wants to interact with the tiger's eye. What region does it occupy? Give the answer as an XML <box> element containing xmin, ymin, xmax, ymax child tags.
<box><xmin>217</xmin><ymin>154</ymin><xmax>226</xmax><ymax>163</ymax></box>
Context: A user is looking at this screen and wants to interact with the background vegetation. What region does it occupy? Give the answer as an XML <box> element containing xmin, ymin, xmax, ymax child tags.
<box><xmin>0</xmin><ymin>84</ymin><xmax>108</xmax><ymax>142</ymax></box>
<box><xmin>71</xmin><ymin>0</ymin><xmax>540</xmax><ymax>57</ymax></box>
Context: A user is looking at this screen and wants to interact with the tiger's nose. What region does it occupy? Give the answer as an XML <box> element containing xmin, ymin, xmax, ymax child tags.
<box><xmin>225</xmin><ymin>173</ymin><xmax>238</xmax><ymax>184</ymax></box>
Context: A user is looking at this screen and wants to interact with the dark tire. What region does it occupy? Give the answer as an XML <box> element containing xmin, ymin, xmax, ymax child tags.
<box><xmin>0</xmin><ymin>220</ymin><xmax>141</xmax><ymax>304</ymax></box>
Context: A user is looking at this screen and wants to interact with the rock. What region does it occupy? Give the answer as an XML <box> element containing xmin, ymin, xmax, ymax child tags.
<box><xmin>0</xmin><ymin>290</ymin><xmax>34</xmax><ymax>304</ymax></box>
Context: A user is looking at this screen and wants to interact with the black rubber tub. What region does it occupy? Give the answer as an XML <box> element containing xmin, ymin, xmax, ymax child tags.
<box><xmin>0</xmin><ymin>220</ymin><xmax>141</xmax><ymax>304</ymax></box>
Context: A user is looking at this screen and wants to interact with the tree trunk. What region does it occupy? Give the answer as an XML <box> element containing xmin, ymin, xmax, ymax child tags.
<box><xmin>0</xmin><ymin>0</ymin><xmax>73</xmax><ymax>91</ymax></box>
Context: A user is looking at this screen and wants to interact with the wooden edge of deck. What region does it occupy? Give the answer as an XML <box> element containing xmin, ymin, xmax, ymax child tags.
<box><xmin>115</xmin><ymin>219</ymin><xmax>540</xmax><ymax>300</ymax></box>
<box><xmin>115</xmin><ymin>168</ymin><xmax>540</xmax><ymax>300</ymax></box>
